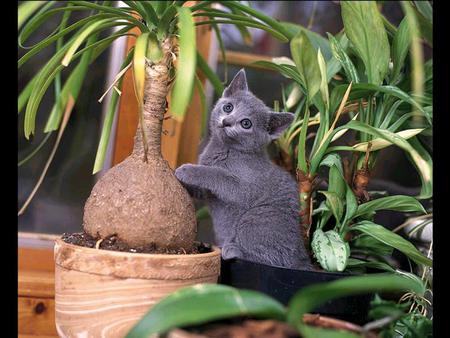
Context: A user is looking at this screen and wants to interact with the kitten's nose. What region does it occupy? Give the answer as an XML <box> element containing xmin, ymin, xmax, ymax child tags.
<box><xmin>221</xmin><ymin>117</ymin><xmax>233</xmax><ymax>128</ymax></box>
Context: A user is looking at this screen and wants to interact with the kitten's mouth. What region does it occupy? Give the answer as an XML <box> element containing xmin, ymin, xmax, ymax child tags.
<box><xmin>222</xmin><ymin>127</ymin><xmax>238</xmax><ymax>139</ymax></box>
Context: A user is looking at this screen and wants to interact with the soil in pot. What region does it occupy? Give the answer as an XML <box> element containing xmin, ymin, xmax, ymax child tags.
<box><xmin>166</xmin><ymin>316</ymin><xmax>378</xmax><ymax>338</ymax></box>
<box><xmin>220</xmin><ymin>258</ymin><xmax>373</xmax><ymax>325</ymax></box>
<box><xmin>62</xmin><ymin>232</ymin><xmax>212</xmax><ymax>254</ymax></box>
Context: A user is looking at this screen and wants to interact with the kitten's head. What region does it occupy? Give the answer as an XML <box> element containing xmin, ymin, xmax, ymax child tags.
<box><xmin>210</xmin><ymin>69</ymin><xmax>294</xmax><ymax>152</ymax></box>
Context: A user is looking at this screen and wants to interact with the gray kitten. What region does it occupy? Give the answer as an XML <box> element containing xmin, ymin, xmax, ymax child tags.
<box><xmin>175</xmin><ymin>69</ymin><xmax>312</xmax><ymax>270</ymax></box>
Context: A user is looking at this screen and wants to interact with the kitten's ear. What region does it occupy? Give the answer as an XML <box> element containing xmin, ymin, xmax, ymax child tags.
<box><xmin>223</xmin><ymin>68</ymin><xmax>248</xmax><ymax>97</ymax></box>
<box><xmin>268</xmin><ymin>112</ymin><xmax>294</xmax><ymax>140</ymax></box>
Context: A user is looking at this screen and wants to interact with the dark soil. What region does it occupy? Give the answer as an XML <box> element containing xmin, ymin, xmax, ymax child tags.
<box><xmin>61</xmin><ymin>232</ymin><xmax>212</xmax><ymax>254</ymax></box>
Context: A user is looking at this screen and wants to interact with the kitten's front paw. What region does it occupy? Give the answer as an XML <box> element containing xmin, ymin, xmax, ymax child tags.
<box><xmin>174</xmin><ymin>164</ymin><xmax>197</xmax><ymax>185</ymax></box>
<box><xmin>222</xmin><ymin>244</ymin><xmax>242</xmax><ymax>260</ymax></box>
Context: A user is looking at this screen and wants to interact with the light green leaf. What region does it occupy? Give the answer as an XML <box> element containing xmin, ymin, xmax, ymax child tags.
<box><xmin>319</xmin><ymin>191</ymin><xmax>344</xmax><ymax>224</ymax></box>
<box><xmin>327</xmin><ymin>33</ymin><xmax>359</xmax><ymax>83</ymax></box>
<box><xmin>93</xmin><ymin>50</ymin><xmax>133</xmax><ymax>174</ymax></box>
<box><xmin>350</xmin><ymin>221</ymin><xmax>432</xmax><ymax>267</ymax></box>
<box><xmin>392</xmin><ymin>17</ymin><xmax>411</xmax><ymax>83</ymax></box>
<box><xmin>18</xmin><ymin>1</ymin><xmax>47</xmax><ymax>30</ymax></box>
<box><xmin>341</xmin><ymin>1</ymin><xmax>390</xmax><ymax>84</ymax></box>
<box><xmin>126</xmin><ymin>284</ymin><xmax>286</xmax><ymax>338</ymax></box>
<box><xmin>171</xmin><ymin>7</ymin><xmax>196</xmax><ymax>120</ymax></box>
<box><xmin>296</xmin><ymin>107</ymin><xmax>309</xmax><ymax>172</ymax></box>
<box><xmin>61</xmin><ymin>18</ymin><xmax>112</xmax><ymax>66</ymax></box>
<box><xmin>317</xmin><ymin>48</ymin><xmax>329</xmax><ymax>110</ymax></box>
<box><xmin>291</xmin><ymin>31</ymin><xmax>321</xmax><ymax>99</ymax></box>
<box><xmin>351</xmin><ymin>128</ymin><xmax>424</xmax><ymax>152</ymax></box>
<box><xmin>311</xmin><ymin>229</ymin><xmax>349</xmax><ymax>272</ymax></box>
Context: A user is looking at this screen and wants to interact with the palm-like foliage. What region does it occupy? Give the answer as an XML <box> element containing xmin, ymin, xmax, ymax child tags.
<box><xmin>18</xmin><ymin>0</ymin><xmax>291</xmax><ymax>173</ymax></box>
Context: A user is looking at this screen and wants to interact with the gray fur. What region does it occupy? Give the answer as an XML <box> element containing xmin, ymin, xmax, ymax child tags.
<box><xmin>175</xmin><ymin>69</ymin><xmax>312</xmax><ymax>270</ymax></box>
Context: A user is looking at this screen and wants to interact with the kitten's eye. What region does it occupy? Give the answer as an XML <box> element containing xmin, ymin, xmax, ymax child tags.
<box><xmin>223</xmin><ymin>103</ymin><xmax>234</xmax><ymax>113</ymax></box>
<box><xmin>240</xmin><ymin>119</ymin><xmax>252</xmax><ymax>129</ymax></box>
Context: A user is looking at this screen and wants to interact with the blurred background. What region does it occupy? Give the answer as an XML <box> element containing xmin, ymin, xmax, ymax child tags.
<box><xmin>18</xmin><ymin>1</ymin><xmax>431</xmax><ymax>237</ymax></box>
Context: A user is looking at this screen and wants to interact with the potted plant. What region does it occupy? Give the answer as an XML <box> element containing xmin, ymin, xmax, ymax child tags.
<box><xmin>18</xmin><ymin>1</ymin><xmax>293</xmax><ymax>336</ymax></box>
<box><xmin>219</xmin><ymin>0</ymin><xmax>433</xmax><ymax>324</ymax></box>
<box><xmin>125</xmin><ymin>272</ymin><xmax>431</xmax><ymax>337</ymax></box>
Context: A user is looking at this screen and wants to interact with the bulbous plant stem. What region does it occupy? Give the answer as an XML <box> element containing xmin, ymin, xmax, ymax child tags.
<box><xmin>297</xmin><ymin>169</ymin><xmax>316</xmax><ymax>249</ymax></box>
<box><xmin>352</xmin><ymin>144</ymin><xmax>372</xmax><ymax>203</ymax></box>
<box><xmin>83</xmin><ymin>38</ymin><xmax>197</xmax><ymax>249</ymax></box>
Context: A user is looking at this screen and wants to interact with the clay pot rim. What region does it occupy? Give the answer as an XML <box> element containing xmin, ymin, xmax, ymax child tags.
<box><xmin>54</xmin><ymin>237</ymin><xmax>221</xmax><ymax>259</ymax></box>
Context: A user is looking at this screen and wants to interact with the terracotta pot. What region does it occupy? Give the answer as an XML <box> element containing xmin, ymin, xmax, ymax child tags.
<box><xmin>54</xmin><ymin>238</ymin><xmax>221</xmax><ymax>338</ymax></box>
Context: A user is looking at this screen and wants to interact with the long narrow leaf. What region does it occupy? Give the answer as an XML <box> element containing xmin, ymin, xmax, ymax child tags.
<box><xmin>126</xmin><ymin>284</ymin><xmax>286</xmax><ymax>338</ymax></box>
<box><xmin>350</xmin><ymin>221</ymin><xmax>432</xmax><ymax>267</ymax></box>
<box><xmin>18</xmin><ymin>1</ymin><xmax>47</xmax><ymax>30</ymax></box>
<box><xmin>93</xmin><ymin>51</ymin><xmax>133</xmax><ymax>173</ymax></box>
<box><xmin>18</xmin><ymin>96</ymin><xmax>75</xmax><ymax>216</ymax></box>
<box><xmin>171</xmin><ymin>7</ymin><xmax>196</xmax><ymax>119</ymax></box>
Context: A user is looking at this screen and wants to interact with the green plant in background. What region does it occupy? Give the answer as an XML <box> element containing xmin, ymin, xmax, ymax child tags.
<box><xmin>126</xmin><ymin>273</ymin><xmax>427</xmax><ymax>338</ymax></box>
<box><xmin>257</xmin><ymin>1</ymin><xmax>432</xmax><ymax>274</ymax></box>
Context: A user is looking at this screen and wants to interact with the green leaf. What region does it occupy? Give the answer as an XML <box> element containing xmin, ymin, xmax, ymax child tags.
<box><xmin>319</xmin><ymin>191</ymin><xmax>344</xmax><ymax>224</ymax></box>
<box><xmin>311</xmin><ymin>229</ymin><xmax>349</xmax><ymax>272</ymax></box>
<box><xmin>317</xmin><ymin>48</ymin><xmax>329</xmax><ymax>110</ymax></box>
<box><xmin>18</xmin><ymin>1</ymin><xmax>47</xmax><ymax>29</ymax></box>
<box><xmin>327</xmin><ymin>33</ymin><xmax>359</xmax><ymax>83</ymax></box>
<box><xmin>354</xmin><ymin>195</ymin><xmax>426</xmax><ymax>218</ymax></box>
<box><xmin>171</xmin><ymin>7</ymin><xmax>196</xmax><ymax>120</ymax></box>
<box><xmin>145</xmin><ymin>32</ymin><xmax>163</xmax><ymax>63</ymax></box>
<box><xmin>157</xmin><ymin>4</ymin><xmax>177</xmax><ymax>39</ymax></box>
<box><xmin>407</xmin><ymin>137</ymin><xmax>433</xmax><ymax>199</ymax></box>
<box><xmin>343</xmin><ymin>184</ymin><xmax>358</xmax><ymax>227</ymax></box>
<box><xmin>61</xmin><ymin>18</ymin><xmax>111</xmax><ymax>66</ymax></box>
<box><xmin>341</xmin><ymin>1</ymin><xmax>390</xmax><ymax>85</ymax></box>
<box><xmin>414</xmin><ymin>1</ymin><xmax>432</xmax><ymax>23</ymax></box>
<box><xmin>253</xmin><ymin>61</ymin><xmax>305</xmax><ymax>88</ymax></box>
<box><xmin>346</xmin><ymin>258</ymin><xmax>394</xmax><ymax>272</ymax></box>
<box><xmin>352</xmin><ymin>234</ymin><xmax>394</xmax><ymax>256</ymax></box>
<box><xmin>93</xmin><ymin>50</ymin><xmax>133</xmax><ymax>174</ymax></box>
<box><xmin>218</xmin><ymin>1</ymin><xmax>291</xmax><ymax>40</ymax></box>
<box><xmin>126</xmin><ymin>284</ymin><xmax>286</xmax><ymax>338</ymax></box>
<box><xmin>196</xmin><ymin>52</ymin><xmax>224</xmax><ymax>96</ymax></box>
<box><xmin>391</xmin><ymin>17</ymin><xmax>411</xmax><ymax>83</ymax></box>
<box><xmin>195</xmin><ymin>19</ymin><xmax>288</xmax><ymax>42</ymax></box>
<box><xmin>291</xmin><ymin>31</ymin><xmax>321</xmax><ymax>99</ymax></box>
<box><xmin>350</xmin><ymin>221</ymin><xmax>432</xmax><ymax>267</ymax></box>
<box><xmin>196</xmin><ymin>206</ymin><xmax>210</xmax><ymax>221</ymax></box>
<box><xmin>296</xmin><ymin>107</ymin><xmax>309</xmax><ymax>172</ymax></box>
<box><xmin>330</xmin><ymin>84</ymin><xmax>426</xmax><ymax>122</ymax></box>
<box><xmin>368</xmin><ymin>294</ymin><xmax>410</xmax><ymax>320</ymax></box>
<box><xmin>340</xmin><ymin>120</ymin><xmax>432</xmax><ymax>199</ymax></box>
<box><xmin>328</xmin><ymin>165</ymin><xmax>345</xmax><ymax>200</ymax></box>
<box><xmin>287</xmin><ymin>273</ymin><xmax>425</xmax><ymax>337</ymax></box>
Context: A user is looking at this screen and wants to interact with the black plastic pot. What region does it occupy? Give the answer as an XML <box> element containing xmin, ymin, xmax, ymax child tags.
<box><xmin>220</xmin><ymin>258</ymin><xmax>373</xmax><ymax>325</ymax></box>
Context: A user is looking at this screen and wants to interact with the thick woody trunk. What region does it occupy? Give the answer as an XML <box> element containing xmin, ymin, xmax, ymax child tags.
<box><xmin>83</xmin><ymin>38</ymin><xmax>197</xmax><ymax>250</ymax></box>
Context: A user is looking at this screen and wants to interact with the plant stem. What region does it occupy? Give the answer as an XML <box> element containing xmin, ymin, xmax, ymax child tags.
<box><xmin>132</xmin><ymin>38</ymin><xmax>173</xmax><ymax>160</ymax></box>
<box><xmin>297</xmin><ymin>169</ymin><xmax>315</xmax><ymax>241</ymax></box>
